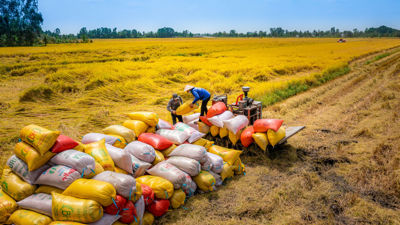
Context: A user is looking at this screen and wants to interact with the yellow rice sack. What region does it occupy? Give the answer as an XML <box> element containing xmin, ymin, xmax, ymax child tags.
<box><xmin>20</xmin><ymin>124</ymin><xmax>60</xmax><ymax>155</ymax></box>
<box><xmin>62</xmin><ymin>178</ymin><xmax>116</xmax><ymax>207</ymax></box>
<box><xmin>136</xmin><ymin>175</ymin><xmax>174</xmax><ymax>199</ymax></box>
<box><xmin>219</xmin><ymin>127</ymin><xmax>228</xmax><ymax>138</ymax></box>
<box><xmin>8</xmin><ymin>209</ymin><xmax>52</xmax><ymax>225</ymax></box>
<box><xmin>84</xmin><ymin>139</ymin><xmax>115</xmax><ymax>171</ymax></box>
<box><xmin>123</xmin><ymin>120</ymin><xmax>148</xmax><ymax>137</ymax></box>
<box><xmin>145</xmin><ymin>126</ymin><xmax>156</xmax><ymax>133</ymax></box>
<box><xmin>228</xmin><ymin>130</ymin><xmax>242</xmax><ymax>145</ymax></box>
<box><xmin>152</xmin><ymin>150</ymin><xmax>165</xmax><ymax>166</ymax></box>
<box><xmin>220</xmin><ymin>162</ymin><xmax>234</xmax><ymax>181</ymax></box>
<box><xmin>49</xmin><ymin>222</ymin><xmax>85</xmax><ymax>225</ymax></box>
<box><xmin>252</xmin><ymin>132</ymin><xmax>268</xmax><ymax>151</ymax></box>
<box><xmin>102</xmin><ymin>125</ymin><xmax>135</xmax><ymax>143</ymax></box>
<box><xmin>170</xmin><ymin>189</ymin><xmax>186</xmax><ymax>209</ymax></box>
<box><xmin>35</xmin><ymin>185</ymin><xmax>63</xmax><ymax>195</ymax></box>
<box><xmin>161</xmin><ymin>144</ymin><xmax>176</xmax><ymax>157</ymax></box>
<box><xmin>73</xmin><ymin>141</ymin><xmax>85</xmax><ymax>152</ymax></box>
<box><xmin>131</xmin><ymin>182</ymin><xmax>142</xmax><ymax>202</ymax></box>
<box><xmin>108</xmin><ymin>134</ymin><xmax>127</xmax><ymax>148</ymax></box>
<box><xmin>193</xmin><ymin>170</ymin><xmax>216</xmax><ymax>192</ymax></box>
<box><xmin>210</xmin><ymin>125</ymin><xmax>219</xmax><ymax>137</ymax></box>
<box><xmin>52</xmin><ymin>192</ymin><xmax>103</xmax><ymax>223</ymax></box>
<box><xmin>1</xmin><ymin>168</ymin><xmax>36</xmax><ymax>201</ymax></box>
<box><xmin>127</xmin><ymin>112</ymin><xmax>159</xmax><ymax>127</ymax></box>
<box><xmin>14</xmin><ymin>142</ymin><xmax>55</xmax><ymax>171</ymax></box>
<box><xmin>114</xmin><ymin>166</ymin><xmax>129</xmax><ymax>174</ymax></box>
<box><xmin>233</xmin><ymin>158</ymin><xmax>246</xmax><ymax>175</ymax></box>
<box><xmin>267</xmin><ymin>126</ymin><xmax>286</xmax><ymax>147</ymax></box>
<box><xmin>175</xmin><ymin>102</ymin><xmax>199</xmax><ymax>115</ymax></box>
<box><xmin>84</xmin><ymin>162</ymin><xmax>104</xmax><ymax>179</ymax></box>
<box><xmin>0</xmin><ymin>189</ymin><xmax>18</xmax><ymax>223</ymax></box>
<box><xmin>208</xmin><ymin>145</ymin><xmax>242</xmax><ymax>165</ymax></box>
<box><xmin>142</xmin><ymin>212</ymin><xmax>155</xmax><ymax>225</ymax></box>
<box><xmin>198</xmin><ymin>122</ymin><xmax>210</xmax><ymax>134</ymax></box>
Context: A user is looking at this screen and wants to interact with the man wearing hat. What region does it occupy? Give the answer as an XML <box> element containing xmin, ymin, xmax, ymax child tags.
<box><xmin>184</xmin><ymin>85</ymin><xmax>211</xmax><ymax>116</ymax></box>
<box><xmin>167</xmin><ymin>93</ymin><xmax>183</xmax><ymax>124</ymax></box>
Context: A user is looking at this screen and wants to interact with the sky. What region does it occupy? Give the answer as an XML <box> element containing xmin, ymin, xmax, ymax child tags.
<box><xmin>38</xmin><ymin>0</ymin><xmax>400</xmax><ymax>34</ymax></box>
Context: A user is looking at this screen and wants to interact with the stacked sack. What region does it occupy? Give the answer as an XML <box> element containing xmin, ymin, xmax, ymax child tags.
<box><xmin>1</xmin><ymin>111</ymin><xmax>246</xmax><ymax>225</ymax></box>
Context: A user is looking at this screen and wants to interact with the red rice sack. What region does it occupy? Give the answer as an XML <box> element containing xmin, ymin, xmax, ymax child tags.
<box><xmin>138</xmin><ymin>133</ymin><xmax>173</xmax><ymax>150</ymax></box>
<box><xmin>147</xmin><ymin>199</ymin><xmax>170</xmax><ymax>217</ymax></box>
<box><xmin>51</xmin><ymin>135</ymin><xmax>79</xmax><ymax>153</ymax></box>
<box><xmin>253</xmin><ymin>119</ymin><xmax>284</xmax><ymax>132</ymax></box>
<box><xmin>241</xmin><ymin>126</ymin><xmax>255</xmax><ymax>147</ymax></box>
<box><xmin>206</xmin><ymin>102</ymin><xmax>227</xmax><ymax>118</ymax></box>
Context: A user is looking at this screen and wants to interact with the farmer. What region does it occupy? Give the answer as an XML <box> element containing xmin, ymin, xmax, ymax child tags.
<box><xmin>184</xmin><ymin>85</ymin><xmax>211</xmax><ymax>116</ymax></box>
<box><xmin>167</xmin><ymin>93</ymin><xmax>183</xmax><ymax>124</ymax></box>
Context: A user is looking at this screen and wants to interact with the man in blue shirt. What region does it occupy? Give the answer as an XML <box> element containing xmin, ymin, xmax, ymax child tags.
<box><xmin>184</xmin><ymin>85</ymin><xmax>211</xmax><ymax>116</ymax></box>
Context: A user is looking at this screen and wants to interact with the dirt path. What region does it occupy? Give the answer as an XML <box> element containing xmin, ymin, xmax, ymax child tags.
<box><xmin>158</xmin><ymin>47</ymin><xmax>400</xmax><ymax>224</ymax></box>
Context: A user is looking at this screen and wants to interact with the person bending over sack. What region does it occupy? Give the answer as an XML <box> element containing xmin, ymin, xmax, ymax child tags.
<box><xmin>167</xmin><ymin>93</ymin><xmax>183</xmax><ymax>124</ymax></box>
<box><xmin>184</xmin><ymin>85</ymin><xmax>210</xmax><ymax>116</ymax></box>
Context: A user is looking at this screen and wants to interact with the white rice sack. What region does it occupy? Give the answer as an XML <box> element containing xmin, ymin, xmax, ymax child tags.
<box><xmin>155</xmin><ymin>129</ymin><xmax>189</xmax><ymax>145</ymax></box>
<box><xmin>17</xmin><ymin>193</ymin><xmax>52</xmax><ymax>216</ymax></box>
<box><xmin>183</xmin><ymin>113</ymin><xmax>200</xmax><ymax>124</ymax></box>
<box><xmin>169</xmin><ymin>144</ymin><xmax>207</xmax><ymax>163</ymax></box>
<box><xmin>50</xmin><ymin>150</ymin><xmax>96</xmax><ymax>176</ymax></box>
<box><xmin>166</xmin><ymin>156</ymin><xmax>201</xmax><ymax>176</ymax></box>
<box><xmin>35</xmin><ymin>165</ymin><xmax>81</xmax><ymax>189</ymax></box>
<box><xmin>135</xmin><ymin>196</ymin><xmax>145</xmax><ymax>225</ymax></box>
<box><xmin>181</xmin><ymin>172</ymin><xmax>197</xmax><ymax>197</ymax></box>
<box><xmin>93</xmin><ymin>171</ymin><xmax>136</xmax><ymax>200</ymax></box>
<box><xmin>188</xmin><ymin>130</ymin><xmax>205</xmax><ymax>143</ymax></box>
<box><xmin>7</xmin><ymin>155</ymin><xmax>50</xmax><ymax>184</ymax></box>
<box><xmin>157</xmin><ymin>119</ymin><xmax>173</xmax><ymax>130</ymax></box>
<box><xmin>223</xmin><ymin>115</ymin><xmax>249</xmax><ymax>134</ymax></box>
<box><xmin>125</xmin><ymin>141</ymin><xmax>156</xmax><ymax>163</ymax></box>
<box><xmin>201</xmin><ymin>155</ymin><xmax>213</xmax><ymax>172</ymax></box>
<box><xmin>147</xmin><ymin>161</ymin><xmax>186</xmax><ymax>189</ymax></box>
<box><xmin>174</xmin><ymin>122</ymin><xmax>196</xmax><ymax>135</ymax></box>
<box><xmin>209</xmin><ymin>171</ymin><xmax>223</xmax><ymax>187</ymax></box>
<box><xmin>207</xmin><ymin>152</ymin><xmax>224</xmax><ymax>173</ymax></box>
<box><xmin>89</xmin><ymin>213</ymin><xmax>121</xmax><ymax>225</ymax></box>
<box><xmin>81</xmin><ymin>133</ymin><xmax>119</xmax><ymax>145</ymax></box>
<box><xmin>105</xmin><ymin>144</ymin><xmax>133</xmax><ymax>174</ymax></box>
<box><xmin>187</xmin><ymin>120</ymin><xmax>199</xmax><ymax>131</ymax></box>
<box><xmin>131</xmin><ymin>155</ymin><xmax>152</xmax><ymax>178</ymax></box>
<box><xmin>208</xmin><ymin>111</ymin><xmax>234</xmax><ymax>128</ymax></box>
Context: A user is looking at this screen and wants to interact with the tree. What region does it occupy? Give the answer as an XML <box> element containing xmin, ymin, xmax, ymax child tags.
<box><xmin>157</xmin><ymin>27</ymin><xmax>175</xmax><ymax>38</ymax></box>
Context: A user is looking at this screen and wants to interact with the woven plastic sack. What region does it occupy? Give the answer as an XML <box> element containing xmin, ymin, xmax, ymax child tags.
<box><xmin>107</xmin><ymin>134</ymin><xmax>127</xmax><ymax>148</ymax></box>
<box><xmin>84</xmin><ymin>162</ymin><xmax>104</xmax><ymax>179</ymax></box>
<box><xmin>35</xmin><ymin>165</ymin><xmax>81</xmax><ymax>190</ymax></box>
<box><xmin>93</xmin><ymin>171</ymin><xmax>136</xmax><ymax>200</ymax></box>
<box><xmin>183</xmin><ymin>113</ymin><xmax>200</xmax><ymax>124</ymax></box>
<box><xmin>114</xmin><ymin>167</ymin><xmax>128</xmax><ymax>174</ymax></box>
<box><xmin>50</xmin><ymin>222</ymin><xmax>85</xmax><ymax>225</ymax></box>
<box><xmin>132</xmin><ymin>182</ymin><xmax>142</xmax><ymax>202</ymax></box>
<box><xmin>199</xmin><ymin>116</ymin><xmax>213</xmax><ymax>126</ymax></box>
<box><xmin>241</xmin><ymin>126</ymin><xmax>255</xmax><ymax>147</ymax></box>
<box><xmin>105</xmin><ymin>144</ymin><xmax>133</xmax><ymax>174</ymax></box>
<box><xmin>52</xmin><ymin>192</ymin><xmax>103</xmax><ymax>223</ymax></box>
<box><xmin>35</xmin><ymin>185</ymin><xmax>63</xmax><ymax>195</ymax></box>
<box><xmin>134</xmin><ymin>196</ymin><xmax>145</xmax><ymax>225</ymax></box>
<box><xmin>73</xmin><ymin>141</ymin><xmax>85</xmax><ymax>152</ymax></box>
<box><xmin>51</xmin><ymin>135</ymin><xmax>79</xmax><ymax>153</ymax></box>
<box><xmin>228</xmin><ymin>130</ymin><xmax>242</xmax><ymax>145</ymax></box>
<box><xmin>50</xmin><ymin>150</ymin><xmax>96</xmax><ymax>176</ymax></box>
<box><xmin>147</xmin><ymin>161</ymin><xmax>187</xmax><ymax>189</ymax></box>
<box><xmin>267</xmin><ymin>126</ymin><xmax>286</xmax><ymax>147</ymax></box>
<box><xmin>152</xmin><ymin>150</ymin><xmax>165</xmax><ymax>166</ymax></box>
<box><xmin>123</xmin><ymin>120</ymin><xmax>148</xmax><ymax>137</ymax></box>
<box><xmin>170</xmin><ymin>189</ymin><xmax>186</xmax><ymax>209</ymax></box>
<box><xmin>136</xmin><ymin>175</ymin><xmax>174</xmax><ymax>199</ymax></box>
<box><xmin>146</xmin><ymin>126</ymin><xmax>156</xmax><ymax>133</ymax></box>
<box><xmin>9</xmin><ymin>209</ymin><xmax>52</xmax><ymax>225</ymax></box>
<box><xmin>1</xmin><ymin>168</ymin><xmax>36</xmax><ymax>201</ymax></box>
<box><xmin>140</xmin><ymin>184</ymin><xmax>154</xmax><ymax>206</ymax></box>
<box><xmin>138</xmin><ymin>133</ymin><xmax>173</xmax><ymax>150</ymax></box>
<box><xmin>206</xmin><ymin>102</ymin><xmax>226</xmax><ymax>118</ymax></box>
<box><xmin>220</xmin><ymin>162</ymin><xmax>234</xmax><ymax>181</ymax></box>
<box><xmin>20</xmin><ymin>124</ymin><xmax>60</xmax><ymax>155</ymax></box>
<box><xmin>148</xmin><ymin>199</ymin><xmax>170</xmax><ymax>217</ymax></box>
<box><xmin>166</xmin><ymin>156</ymin><xmax>201</xmax><ymax>176</ymax></box>
<box><xmin>208</xmin><ymin>145</ymin><xmax>242</xmax><ymax>165</ymax></box>
<box><xmin>156</xmin><ymin>129</ymin><xmax>189</xmax><ymax>145</ymax></box>
<box><xmin>156</xmin><ymin>119</ymin><xmax>173</xmax><ymax>130</ymax></box>
<box><xmin>209</xmin><ymin>171</ymin><xmax>223</xmax><ymax>186</ymax></box>
<box><xmin>84</xmin><ymin>139</ymin><xmax>115</xmax><ymax>171</ymax></box>
<box><xmin>161</xmin><ymin>144</ymin><xmax>176</xmax><ymax>157</ymax></box>
<box><xmin>207</xmin><ymin>152</ymin><xmax>224</xmax><ymax>174</ymax></box>
<box><xmin>219</xmin><ymin>127</ymin><xmax>228</xmax><ymax>138</ymax></box>
<box><xmin>175</xmin><ymin>101</ymin><xmax>198</xmax><ymax>115</ymax></box>
<box><xmin>7</xmin><ymin>154</ymin><xmax>49</xmax><ymax>184</ymax></box>
<box><xmin>131</xmin><ymin>155</ymin><xmax>152</xmax><ymax>177</ymax></box>
<box><xmin>104</xmin><ymin>195</ymin><xmax>126</xmax><ymax>215</ymax></box>
<box><xmin>63</xmin><ymin>178</ymin><xmax>116</xmax><ymax>206</ymax></box>
<box><xmin>103</xmin><ymin>125</ymin><xmax>135</xmax><ymax>143</ymax></box>
<box><xmin>17</xmin><ymin>193</ymin><xmax>52</xmax><ymax>216</ymax></box>
<box><xmin>125</xmin><ymin>141</ymin><xmax>156</xmax><ymax>163</ymax></box>
<box><xmin>90</xmin><ymin>213</ymin><xmax>120</xmax><ymax>225</ymax></box>
<box><xmin>210</xmin><ymin>125</ymin><xmax>219</xmax><ymax>137</ymax></box>
<box><xmin>201</xmin><ymin>155</ymin><xmax>213</xmax><ymax>171</ymax></box>
<box><xmin>193</xmin><ymin>170</ymin><xmax>216</xmax><ymax>192</ymax></box>
<box><xmin>175</xmin><ymin>123</ymin><xmax>205</xmax><ymax>143</ymax></box>
<box><xmin>142</xmin><ymin>212</ymin><xmax>154</xmax><ymax>225</ymax></box>
<box><xmin>14</xmin><ymin>142</ymin><xmax>55</xmax><ymax>171</ymax></box>
<box><xmin>233</xmin><ymin>158</ymin><xmax>246</xmax><ymax>175</ymax></box>
<box><xmin>169</xmin><ymin>144</ymin><xmax>207</xmax><ymax>163</ymax></box>
<box><xmin>181</xmin><ymin>172</ymin><xmax>197</xmax><ymax>197</ymax></box>
<box><xmin>82</xmin><ymin>133</ymin><xmax>118</xmax><ymax>145</ymax></box>
<box><xmin>208</xmin><ymin>111</ymin><xmax>233</xmax><ymax>128</ymax></box>
<box><xmin>224</xmin><ymin>115</ymin><xmax>249</xmax><ymax>135</ymax></box>
<box><xmin>127</xmin><ymin>112</ymin><xmax>159</xmax><ymax>127</ymax></box>
<box><xmin>254</xmin><ymin>118</ymin><xmax>284</xmax><ymax>133</ymax></box>
<box><xmin>187</xmin><ymin>120</ymin><xmax>198</xmax><ymax>130</ymax></box>
<box><xmin>197</xmin><ymin>122</ymin><xmax>210</xmax><ymax>134</ymax></box>
<box><xmin>252</xmin><ymin>132</ymin><xmax>268</xmax><ymax>151</ymax></box>
<box><xmin>0</xmin><ymin>189</ymin><xmax>17</xmax><ymax>223</ymax></box>
<box><xmin>119</xmin><ymin>200</ymin><xmax>138</xmax><ymax>223</ymax></box>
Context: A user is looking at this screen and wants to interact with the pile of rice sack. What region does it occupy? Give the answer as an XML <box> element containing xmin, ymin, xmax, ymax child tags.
<box><xmin>0</xmin><ymin>111</ymin><xmax>245</xmax><ymax>225</ymax></box>
<box><xmin>195</xmin><ymin>102</ymin><xmax>286</xmax><ymax>151</ymax></box>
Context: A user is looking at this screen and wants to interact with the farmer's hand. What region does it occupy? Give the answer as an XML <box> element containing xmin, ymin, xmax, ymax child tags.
<box><xmin>189</xmin><ymin>103</ymin><xmax>194</xmax><ymax>108</ymax></box>
<box><xmin>172</xmin><ymin>110</ymin><xmax>176</xmax><ymax>114</ymax></box>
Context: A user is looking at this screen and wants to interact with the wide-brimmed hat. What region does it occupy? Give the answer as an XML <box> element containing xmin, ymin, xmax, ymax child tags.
<box><xmin>184</xmin><ymin>85</ymin><xmax>194</xmax><ymax>92</ymax></box>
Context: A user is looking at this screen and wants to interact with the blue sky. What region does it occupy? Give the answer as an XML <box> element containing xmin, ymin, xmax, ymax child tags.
<box><xmin>39</xmin><ymin>0</ymin><xmax>400</xmax><ymax>34</ymax></box>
